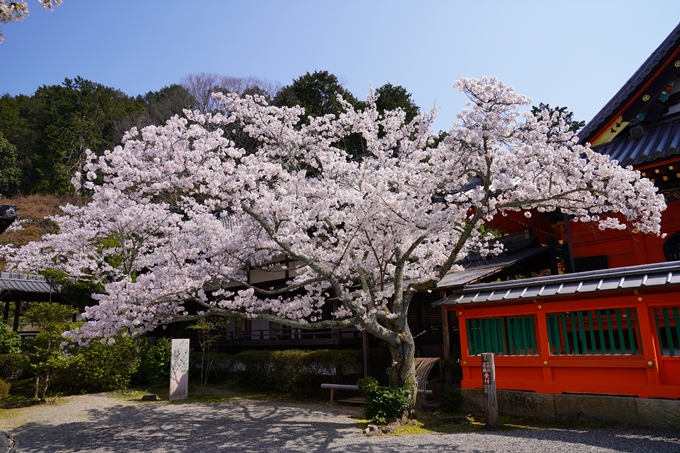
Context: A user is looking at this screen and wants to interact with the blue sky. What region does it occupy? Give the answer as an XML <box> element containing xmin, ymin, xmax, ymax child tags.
<box><xmin>1</xmin><ymin>1</ymin><xmax>680</xmax><ymax>131</ymax></box>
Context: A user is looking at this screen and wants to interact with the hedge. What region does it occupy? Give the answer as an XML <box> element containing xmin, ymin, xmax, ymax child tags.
<box><xmin>0</xmin><ymin>378</ymin><xmax>10</xmax><ymax>398</ymax></box>
<box><xmin>230</xmin><ymin>348</ymin><xmax>389</xmax><ymax>393</ymax></box>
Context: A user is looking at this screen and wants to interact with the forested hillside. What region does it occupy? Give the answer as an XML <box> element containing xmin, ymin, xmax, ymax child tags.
<box><xmin>0</xmin><ymin>71</ymin><xmax>421</xmax><ymax>197</ymax></box>
<box><xmin>0</xmin><ymin>78</ymin><xmax>192</xmax><ymax>195</ymax></box>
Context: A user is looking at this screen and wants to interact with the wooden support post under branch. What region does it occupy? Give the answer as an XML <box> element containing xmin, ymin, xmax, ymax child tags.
<box><xmin>481</xmin><ymin>352</ymin><xmax>499</xmax><ymax>430</ymax></box>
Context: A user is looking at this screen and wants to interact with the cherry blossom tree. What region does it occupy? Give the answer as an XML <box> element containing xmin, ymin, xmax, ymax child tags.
<box><xmin>0</xmin><ymin>1</ymin><xmax>61</xmax><ymax>43</ymax></box>
<box><xmin>7</xmin><ymin>77</ymin><xmax>665</xmax><ymax>405</ymax></box>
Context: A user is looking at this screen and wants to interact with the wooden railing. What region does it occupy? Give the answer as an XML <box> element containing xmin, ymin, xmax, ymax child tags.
<box><xmin>223</xmin><ymin>327</ymin><xmax>362</xmax><ymax>344</ymax></box>
<box><xmin>654</xmin><ymin>306</ymin><xmax>680</xmax><ymax>356</ymax></box>
<box><xmin>547</xmin><ymin>308</ymin><xmax>642</xmax><ymax>356</ymax></box>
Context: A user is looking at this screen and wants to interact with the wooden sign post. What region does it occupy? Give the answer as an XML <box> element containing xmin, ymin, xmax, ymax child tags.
<box><xmin>481</xmin><ymin>353</ymin><xmax>499</xmax><ymax>430</ymax></box>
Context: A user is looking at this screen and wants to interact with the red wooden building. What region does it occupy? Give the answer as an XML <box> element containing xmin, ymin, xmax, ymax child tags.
<box><xmin>437</xmin><ymin>22</ymin><xmax>680</xmax><ymax>399</ymax></box>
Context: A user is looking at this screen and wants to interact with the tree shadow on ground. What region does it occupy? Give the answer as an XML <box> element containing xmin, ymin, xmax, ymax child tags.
<box><xmin>7</xmin><ymin>399</ymin><xmax>680</xmax><ymax>453</ymax></box>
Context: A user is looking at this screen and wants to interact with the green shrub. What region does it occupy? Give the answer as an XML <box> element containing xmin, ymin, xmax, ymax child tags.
<box><xmin>27</xmin><ymin>324</ymin><xmax>76</xmax><ymax>401</ymax></box>
<box><xmin>0</xmin><ymin>378</ymin><xmax>10</xmax><ymax>398</ymax></box>
<box><xmin>358</xmin><ymin>375</ymin><xmax>411</xmax><ymax>423</ymax></box>
<box><xmin>304</xmin><ymin>349</ymin><xmax>361</xmax><ymax>378</ymax></box>
<box><xmin>0</xmin><ymin>353</ymin><xmax>29</xmax><ymax>381</ymax></box>
<box><xmin>134</xmin><ymin>337</ymin><xmax>172</xmax><ymax>384</ymax></box>
<box><xmin>56</xmin><ymin>335</ymin><xmax>140</xmax><ymax>393</ymax></box>
<box><xmin>232</xmin><ymin>350</ymin><xmax>274</xmax><ymax>389</ymax></box>
<box><xmin>270</xmin><ymin>350</ymin><xmax>307</xmax><ymax>392</ymax></box>
<box><xmin>440</xmin><ymin>388</ymin><xmax>464</xmax><ymax>412</ymax></box>
<box><xmin>0</xmin><ymin>324</ymin><xmax>21</xmax><ymax>354</ymax></box>
<box><xmin>364</xmin><ymin>386</ymin><xmax>410</xmax><ymax>424</ymax></box>
<box><xmin>210</xmin><ymin>352</ymin><xmax>232</xmax><ymax>372</ymax></box>
<box><xmin>189</xmin><ymin>352</ymin><xmax>231</xmax><ymax>383</ymax></box>
<box><xmin>231</xmin><ymin>349</ymin><xmax>364</xmax><ymax>392</ymax></box>
<box><xmin>296</xmin><ymin>350</ymin><xmax>362</xmax><ymax>398</ymax></box>
<box><xmin>357</xmin><ymin>376</ymin><xmax>380</xmax><ymax>396</ymax></box>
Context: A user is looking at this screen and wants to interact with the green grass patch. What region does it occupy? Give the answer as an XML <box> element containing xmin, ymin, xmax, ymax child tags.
<box><xmin>391</xmin><ymin>424</ymin><xmax>437</xmax><ymax>436</ymax></box>
<box><xmin>106</xmin><ymin>388</ymin><xmax>159</xmax><ymax>401</ymax></box>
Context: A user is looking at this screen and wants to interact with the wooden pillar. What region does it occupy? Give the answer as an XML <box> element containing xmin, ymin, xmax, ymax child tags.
<box><xmin>362</xmin><ymin>331</ymin><xmax>369</xmax><ymax>378</ymax></box>
<box><xmin>636</xmin><ymin>300</ymin><xmax>661</xmax><ymax>386</ymax></box>
<box><xmin>12</xmin><ymin>301</ymin><xmax>20</xmax><ymax>332</ymax></box>
<box><xmin>457</xmin><ymin>308</ymin><xmax>472</xmax><ymax>385</ymax></box>
<box><xmin>535</xmin><ymin>303</ymin><xmax>553</xmax><ymax>383</ymax></box>
<box><xmin>563</xmin><ymin>213</ymin><xmax>576</xmax><ymax>273</ymax></box>
<box><xmin>441</xmin><ymin>296</ymin><xmax>453</xmax><ymax>386</ymax></box>
<box><xmin>3</xmin><ymin>300</ymin><xmax>9</xmax><ymax>323</ymax></box>
<box><xmin>442</xmin><ymin>307</ymin><xmax>451</xmax><ymax>360</ymax></box>
<box><xmin>481</xmin><ymin>353</ymin><xmax>499</xmax><ymax>430</ymax></box>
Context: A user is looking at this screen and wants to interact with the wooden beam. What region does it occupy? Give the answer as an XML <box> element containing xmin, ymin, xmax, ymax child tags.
<box><xmin>442</xmin><ymin>307</ymin><xmax>450</xmax><ymax>360</ymax></box>
<box><xmin>441</xmin><ymin>290</ymin><xmax>452</xmax><ymax>386</ymax></box>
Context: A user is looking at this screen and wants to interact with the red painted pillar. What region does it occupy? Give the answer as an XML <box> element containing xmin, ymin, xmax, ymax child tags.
<box><xmin>535</xmin><ymin>303</ymin><xmax>553</xmax><ymax>384</ymax></box>
<box><xmin>457</xmin><ymin>309</ymin><xmax>472</xmax><ymax>386</ymax></box>
<box><xmin>636</xmin><ymin>299</ymin><xmax>661</xmax><ymax>386</ymax></box>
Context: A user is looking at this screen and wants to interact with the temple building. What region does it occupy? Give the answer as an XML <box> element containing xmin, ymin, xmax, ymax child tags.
<box><xmin>436</xmin><ymin>21</ymin><xmax>680</xmax><ymax>399</ymax></box>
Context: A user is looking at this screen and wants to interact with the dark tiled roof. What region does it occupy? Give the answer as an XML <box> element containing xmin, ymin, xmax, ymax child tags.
<box><xmin>578</xmin><ymin>22</ymin><xmax>680</xmax><ymax>144</ymax></box>
<box><xmin>434</xmin><ymin>261</ymin><xmax>680</xmax><ymax>307</ymax></box>
<box><xmin>0</xmin><ymin>272</ymin><xmax>56</xmax><ymax>294</ymax></box>
<box><xmin>592</xmin><ymin>114</ymin><xmax>680</xmax><ymax>166</ymax></box>
<box><xmin>437</xmin><ymin>246</ymin><xmax>549</xmax><ymax>289</ymax></box>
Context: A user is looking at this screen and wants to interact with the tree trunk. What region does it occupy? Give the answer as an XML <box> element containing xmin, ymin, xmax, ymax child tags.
<box><xmin>388</xmin><ymin>327</ymin><xmax>418</xmax><ymax>409</ymax></box>
<box><xmin>39</xmin><ymin>372</ymin><xmax>50</xmax><ymax>402</ymax></box>
<box><xmin>33</xmin><ymin>376</ymin><xmax>39</xmax><ymax>399</ymax></box>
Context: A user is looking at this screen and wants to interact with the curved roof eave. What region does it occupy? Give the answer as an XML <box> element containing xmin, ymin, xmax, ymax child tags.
<box><xmin>578</xmin><ymin>22</ymin><xmax>680</xmax><ymax>144</ymax></box>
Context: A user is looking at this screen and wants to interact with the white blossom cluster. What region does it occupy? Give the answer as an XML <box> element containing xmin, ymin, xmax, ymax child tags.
<box><xmin>6</xmin><ymin>77</ymin><xmax>665</xmax><ymax>348</ymax></box>
<box><xmin>0</xmin><ymin>0</ymin><xmax>61</xmax><ymax>43</ymax></box>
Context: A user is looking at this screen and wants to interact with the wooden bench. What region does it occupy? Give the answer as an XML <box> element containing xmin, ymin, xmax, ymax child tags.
<box><xmin>320</xmin><ymin>383</ymin><xmax>432</xmax><ymax>405</ymax></box>
<box><xmin>320</xmin><ymin>383</ymin><xmax>360</xmax><ymax>404</ymax></box>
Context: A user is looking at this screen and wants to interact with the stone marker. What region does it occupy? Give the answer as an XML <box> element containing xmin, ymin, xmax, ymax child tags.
<box><xmin>169</xmin><ymin>339</ymin><xmax>190</xmax><ymax>400</ymax></box>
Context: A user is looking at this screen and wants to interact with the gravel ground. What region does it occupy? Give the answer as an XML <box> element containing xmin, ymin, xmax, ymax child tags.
<box><xmin>1</xmin><ymin>393</ymin><xmax>680</xmax><ymax>452</ymax></box>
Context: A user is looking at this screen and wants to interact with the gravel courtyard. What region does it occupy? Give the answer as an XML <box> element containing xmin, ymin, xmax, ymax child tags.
<box><xmin>1</xmin><ymin>393</ymin><xmax>680</xmax><ymax>452</ymax></box>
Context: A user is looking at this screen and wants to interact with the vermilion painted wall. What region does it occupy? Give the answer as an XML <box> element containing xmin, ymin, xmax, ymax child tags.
<box><xmin>453</xmin><ymin>291</ymin><xmax>680</xmax><ymax>399</ymax></box>
<box><xmin>567</xmin><ymin>199</ymin><xmax>680</xmax><ymax>267</ymax></box>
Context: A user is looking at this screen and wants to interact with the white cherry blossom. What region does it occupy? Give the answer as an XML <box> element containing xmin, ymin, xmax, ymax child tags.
<box><xmin>0</xmin><ymin>0</ymin><xmax>61</xmax><ymax>42</ymax></box>
<box><xmin>6</xmin><ymin>77</ymin><xmax>665</xmax><ymax>404</ymax></box>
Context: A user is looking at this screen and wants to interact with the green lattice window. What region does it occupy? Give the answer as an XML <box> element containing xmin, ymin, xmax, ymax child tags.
<box><xmin>546</xmin><ymin>308</ymin><xmax>642</xmax><ymax>356</ymax></box>
<box><xmin>466</xmin><ymin>315</ymin><xmax>538</xmax><ymax>356</ymax></box>
<box><xmin>653</xmin><ymin>306</ymin><xmax>680</xmax><ymax>357</ymax></box>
